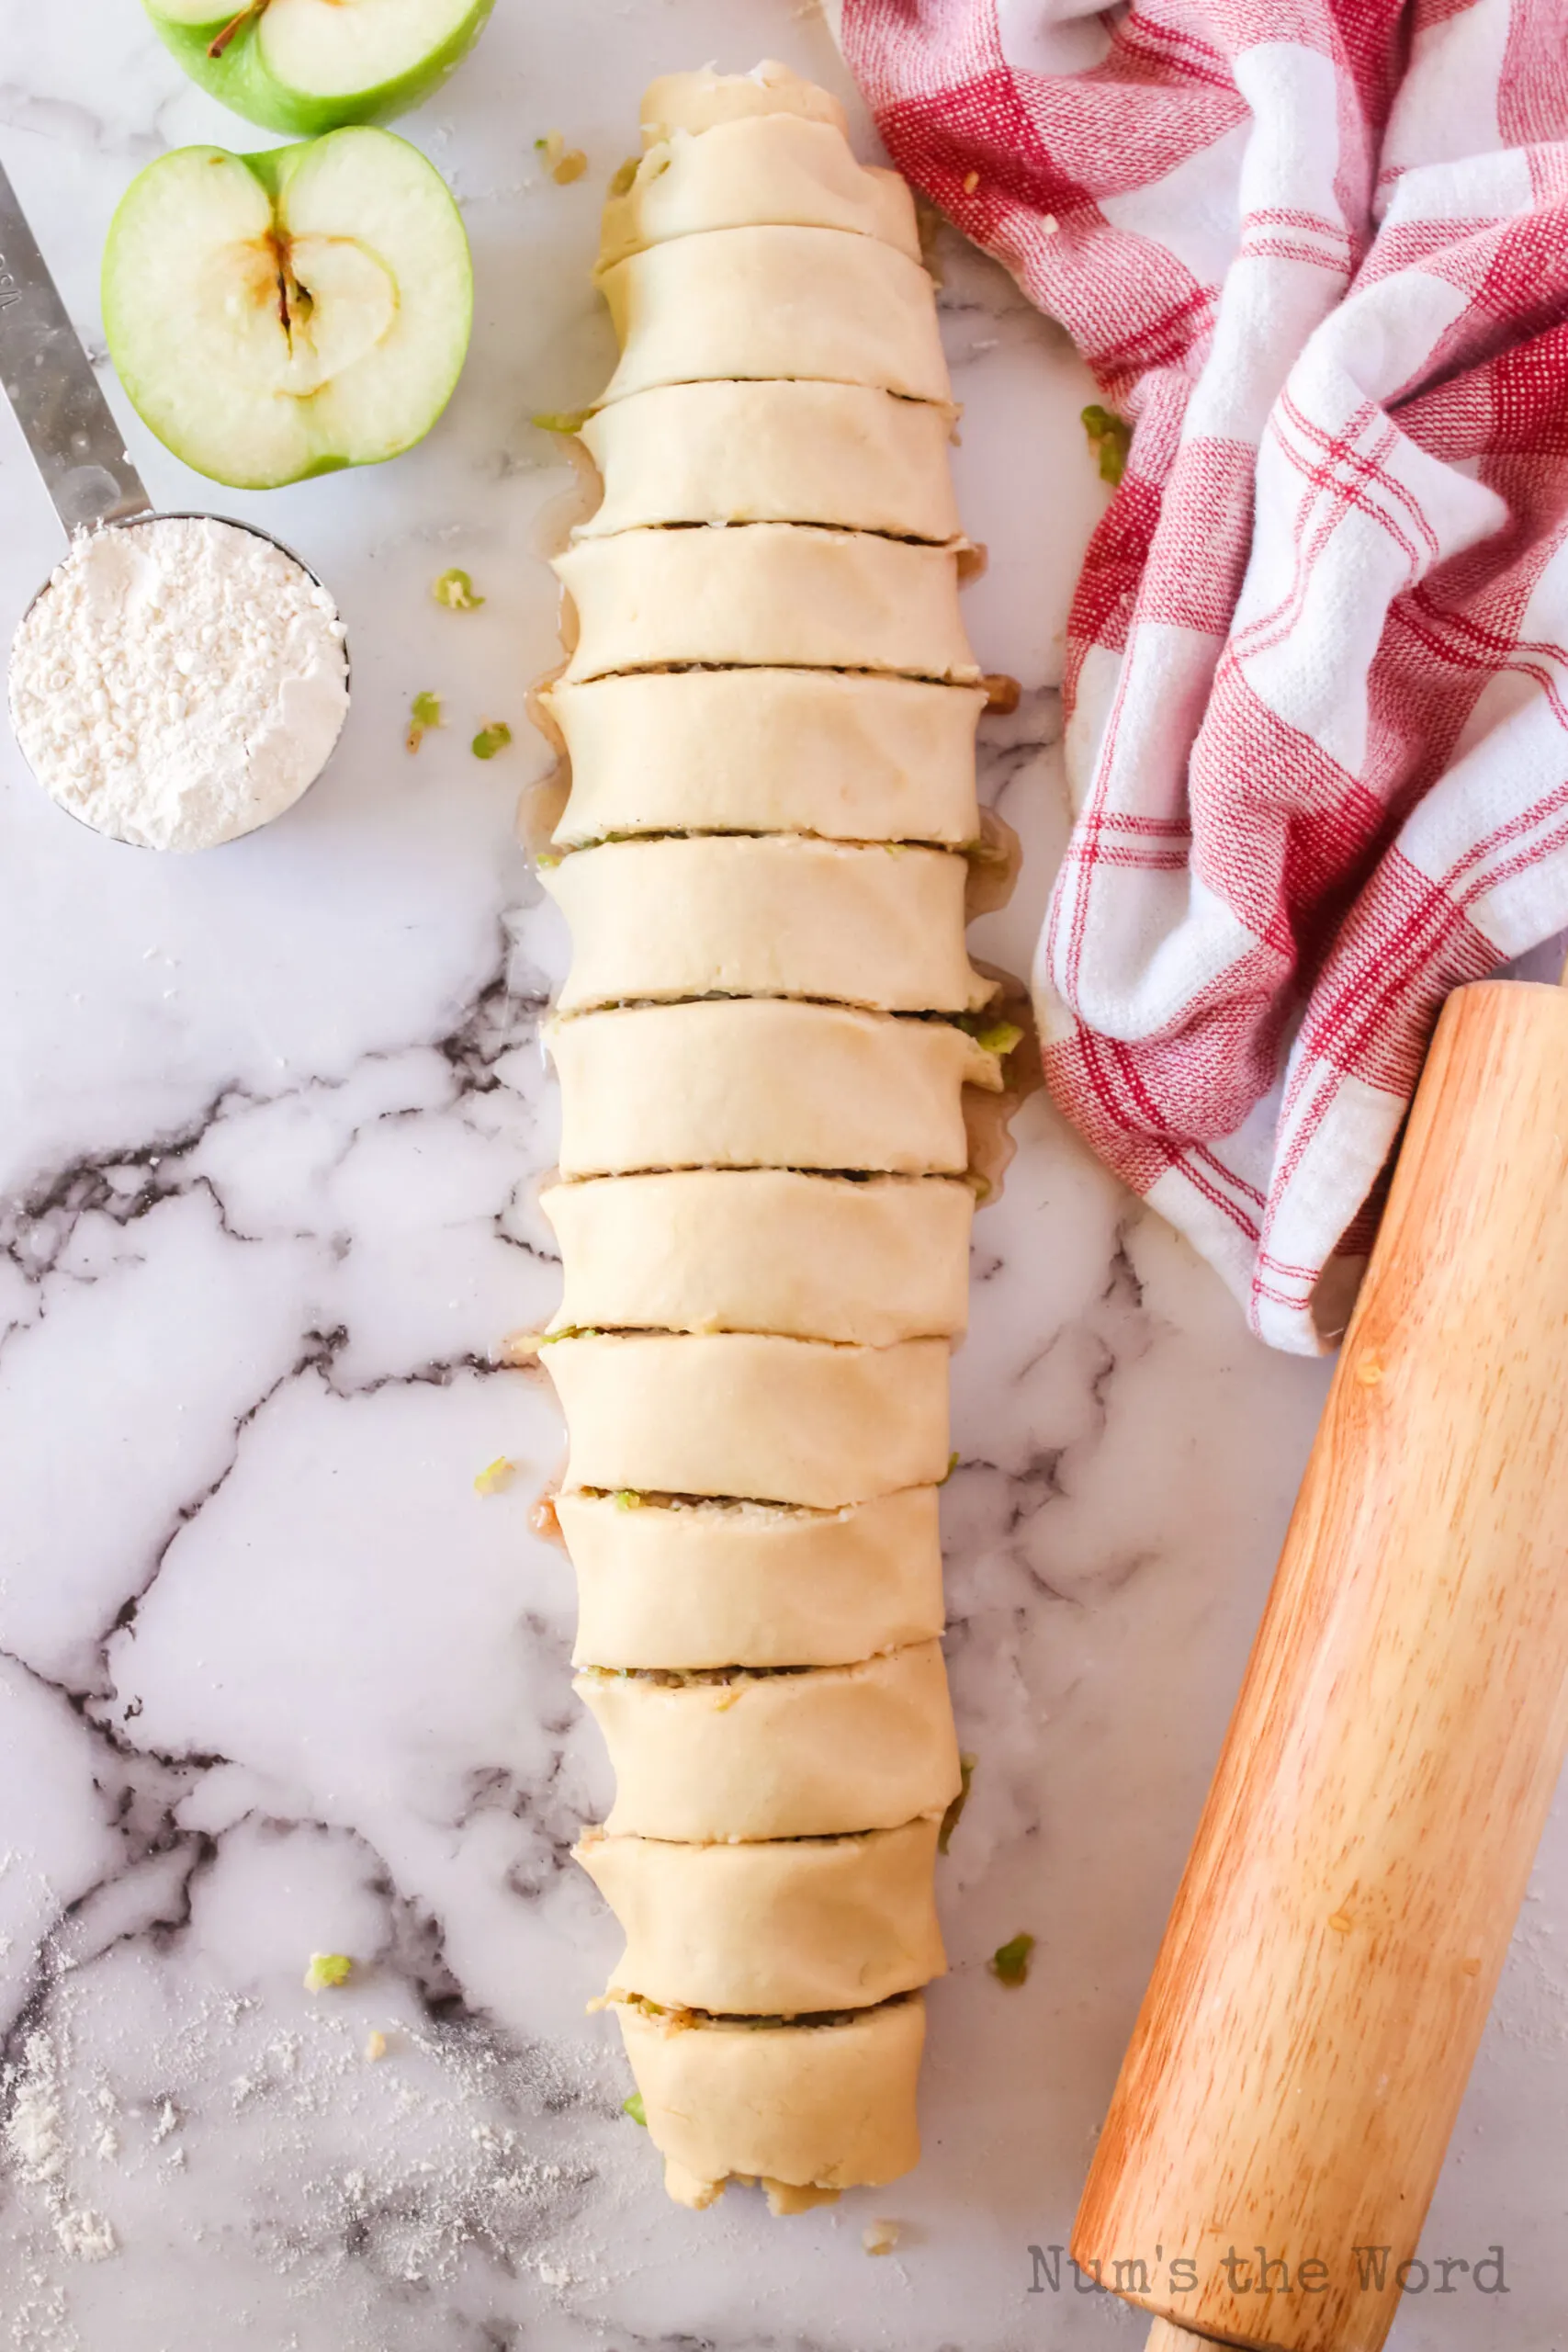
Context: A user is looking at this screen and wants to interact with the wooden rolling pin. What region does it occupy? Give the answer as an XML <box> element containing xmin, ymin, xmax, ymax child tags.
<box><xmin>1073</xmin><ymin>978</ymin><xmax>1568</xmax><ymax>2352</ymax></box>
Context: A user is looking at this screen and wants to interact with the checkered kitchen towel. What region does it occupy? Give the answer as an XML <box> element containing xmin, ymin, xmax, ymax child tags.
<box><xmin>830</xmin><ymin>0</ymin><xmax>1568</xmax><ymax>1352</ymax></box>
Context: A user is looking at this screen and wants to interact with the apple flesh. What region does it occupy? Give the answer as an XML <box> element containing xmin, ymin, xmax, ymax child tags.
<box><xmin>143</xmin><ymin>0</ymin><xmax>497</xmax><ymax>138</ymax></box>
<box><xmin>102</xmin><ymin>129</ymin><xmax>472</xmax><ymax>490</ymax></box>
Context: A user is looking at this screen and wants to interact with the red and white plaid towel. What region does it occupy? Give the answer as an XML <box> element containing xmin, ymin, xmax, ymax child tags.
<box><xmin>832</xmin><ymin>0</ymin><xmax>1568</xmax><ymax>1352</ymax></box>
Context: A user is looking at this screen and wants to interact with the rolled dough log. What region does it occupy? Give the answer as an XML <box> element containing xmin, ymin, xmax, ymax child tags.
<box><xmin>544</xmin><ymin>1170</ymin><xmax>975</xmax><ymax>1344</ymax></box>
<box><xmin>543</xmin><ymin>1330</ymin><xmax>951</xmax><ymax>1508</ymax></box>
<box><xmin>545</xmin><ymin>836</ymin><xmax>991</xmax><ymax>1015</ymax></box>
<box><xmin>561</xmin><ymin>1485</ymin><xmax>945</xmax><ymax>1669</ymax></box>
<box><xmin>547</xmin><ymin>56</ymin><xmax>977</xmax><ymax>2216</ymax></box>
<box><xmin>599</xmin><ymin>110</ymin><xmax>919</xmax><ymax>270</ymax></box>
<box><xmin>547</xmin><ymin>999</ymin><xmax>1002</xmax><ymax>1179</ymax></box>
<box><xmin>578</xmin><ymin>1819</ymin><xmax>945</xmax><ymax>2012</ymax></box>
<box><xmin>598</xmin><ymin>226</ymin><xmax>952</xmax><ymax>407</ymax></box>
<box><xmin>575</xmin><ymin>381</ymin><xmax>960</xmax><ymax>542</ymax></box>
<box><xmin>578</xmin><ymin>1643</ymin><xmax>961</xmax><ymax>1838</ymax></box>
<box><xmin>544</xmin><ymin>670</ymin><xmax>984</xmax><ymax>848</ymax></box>
<box><xmin>617</xmin><ymin>1992</ymin><xmax>926</xmax><ymax>2205</ymax></box>
<box><xmin>555</xmin><ymin>525</ymin><xmax>978</xmax><ymax>685</ymax></box>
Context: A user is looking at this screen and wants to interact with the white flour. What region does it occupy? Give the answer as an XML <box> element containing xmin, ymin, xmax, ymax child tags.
<box><xmin>7</xmin><ymin>516</ymin><xmax>349</xmax><ymax>853</ymax></box>
<box><xmin>3</xmin><ymin>2030</ymin><xmax>117</xmax><ymax>2266</ymax></box>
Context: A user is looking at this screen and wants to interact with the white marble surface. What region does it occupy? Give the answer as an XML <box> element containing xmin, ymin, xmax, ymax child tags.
<box><xmin>0</xmin><ymin>6</ymin><xmax>1562</xmax><ymax>2347</ymax></box>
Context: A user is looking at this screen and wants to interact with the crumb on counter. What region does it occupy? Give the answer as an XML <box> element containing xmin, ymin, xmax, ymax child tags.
<box><xmin>364</xmin><ymin>2030</ymin><xmax>389</xmax><ymax>2062</ymax></box>
<box><xmin>989</xmin><ymin>1932</ymin><xmax>1035</xmax><ymax>1988</ymax></box>
<box><xmin>1081</xmin><ymin>403</ymin><xmax>1132</xmax><ymax>486</ymax></box>
<box><xmin>407</xmin><ymin>690</ymin><xmax>444</xmax><ymax>752</ymax></box>
<box><xmin>939</xmin><ymin>1753</ymin><xmax>977</xmax><ymax>1854</ymax></box>
<box><xmin>474</xmin><ymin>1456</ymin><xmax>516</xmax><ymax>1496</ymax></box>
<box><xmin>982</xmin><ymin>673</ymin><xmax>1021</xmax><ymax>714</ymax></box>
<box><xmin>472</xmin><ymin>722</ymin><xmax>513</xmax><ymax>761</ymax></box>
<box><xmin>304</xmin><ymin>1952</ymin><xmax>354</xmax><ymax>1993</ymax></box>
<box><xmin>433</xmin><ymin>567</ymin><xmax>485</xmax><ymax>611</ymax></box>
<box><xmin>863</xmin><ymin>2218</ymin><xmax>902</xmax><ymax>2256</ymax></box>
<box><xmin>536</xmin><ymin>131</ymin><xmax>589</xmax><ymax>185</ymax></box>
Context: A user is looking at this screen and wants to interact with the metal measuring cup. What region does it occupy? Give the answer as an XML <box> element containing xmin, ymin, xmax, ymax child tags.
<box><xmin>0</xmin><ymin>153</ymin><xmax>350</xmax><ymax>846</ymax></box>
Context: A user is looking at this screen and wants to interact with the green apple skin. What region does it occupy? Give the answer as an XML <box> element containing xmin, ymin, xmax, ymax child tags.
<box><xmin>142</xmin><ymin>0</ymin><xmax>498</xmax><ymax>138</ymax></box>
<box><xmin>102</xmin><ymin>130</ymin><xmax>473</xmax><ymax>492</ymax></box>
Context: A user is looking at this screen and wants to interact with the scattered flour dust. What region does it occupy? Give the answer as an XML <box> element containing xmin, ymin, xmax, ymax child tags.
<box><xmin>4</xmin><ymin>2031</ymin><xmax>117</xmax><ymax>2264</ymax></box>
<box><xmin>0</xmin><ymin>1975</ymin><xmax>616</xmax><ymax>2312</ymax></box>
<box><xmin>7</xmin><ymin>516</ymin><xmax>348</xmax><ymax>852</ymax></box>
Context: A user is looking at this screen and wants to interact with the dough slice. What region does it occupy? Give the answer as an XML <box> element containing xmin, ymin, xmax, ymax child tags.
<box><xmin>545</xmin><ymin>837</ymin><xmax>991</xmax><ymax>1015</ymax></box>
<box><xmin>578</xmin><ymin>1820</ymin><xmax>945</xmax><ymax>2012</ymax></box>
<box><xmin>555</xmin><ymin>526</ymin><xmax>978</xmax><ymax>685</ymax></box>
<box><xmin>544</xmin><ymin>670</ymin><xmax>984</xmax><ymax>847</ymax></box>
<box><xmin>561</xmin><ymin>1486</ymin><xmax>945</xmax><ymax>1669</ymax></box>
<box><xmin>543</xmin><ymin>1331</ymin><xmax>951</xmax><ymax>1509</ymax></box>
<box><xmin>544</xmin><ymin>1171</ymin><xmax>975</xmax><ymax>1345</ymax></box>
<box><xmin>616</xmin><ymin>1992</ymin><xmax>925</xmax><ymax>2207</ymax></box>
<box><xmin>575</xmin><ymin>381</ymin><xmax>961</xmax><ymax>542</ymax></box>
<box><xmin>598</xmin><ymin>226</ymin><xmax>951</xmax><ymax>407</ymax></box>
<box><xmin>547</xmin><ymin>999</ymin><xmax>1002</xmax><ymax>1180</ymax></box>
<box><xmin>578</xmin><ymin>1643</ymin><xmax>961</xmax><ymax>1838</ymax></box>
<box><xmin>599</xmin><ymin>111</ymin><xmax>919</xmax><ymax>270</ymax></box>
<box><xmin>639</xmin><ymin>60</ymin><xmax>849</xmax><ymax>141</ymax></box>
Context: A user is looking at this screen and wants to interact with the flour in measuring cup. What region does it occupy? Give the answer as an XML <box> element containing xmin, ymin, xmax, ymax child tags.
<box><xmin>7</xmin><ymin>514</ymin><xmax>349</xmax><ymax>852</ymax></box>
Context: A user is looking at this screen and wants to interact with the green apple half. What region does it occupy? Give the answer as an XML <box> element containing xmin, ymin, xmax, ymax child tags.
<box><xmin>143</xmin><ymin>0</ymin><xmax>497</xmax><ymax>138</ymax></box>
<box><xmin>102</xmin><ymin>129</ymin><xmax>472</xmax><ymax>490</ymax></box>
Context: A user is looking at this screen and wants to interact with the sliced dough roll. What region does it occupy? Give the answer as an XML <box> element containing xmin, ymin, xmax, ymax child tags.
<box><xmin>598</xmin><ymin>226</ymin><xmax>952</xmax><ymax>408</ymax></box>
<box><xmin>561</xmin><ymin>1486</ymin><xmax>944</xmax><ymax>1669</ymax></box>
<box><xmin>599</xmin><ymin>111</ymin><xmax>919</xmax><ymax>271</ymax></box>
<box><xmin>640</xmin><ymin>61</ymin><xmax>849</xmax><ymax>141</ymax></box>
<box><xmin>545</xmin><ymin>837</ymin><xmax>991</xmax><ymax>1015</ymax></box>
<box><xmin>547</xmin><ymin>1000</ymin><xmax>1001</xmax><ymax>1180</ymax></box>
<box><xmin>544</xmin><ymin>1332</ymin><xmax>951</xmax><ymax>1509</ymax></box>
<box><xmin>617</xmin><ymin>1993</ymin><xmax>925</xmax><ymax>2206</ymax></box>
<box><xmin>576</xmin><ymin>381</ymin><xmax>961</xmax><ymax>542</ymax></box>
<box><xmin>544</xmin><ymin>670</ymin><xmax>984</xmax><ymax>847</ymax></box>
<box><xmin>578</xmin><ymin>1643</ymin><xmax>961</xmax><ymax>1838</ymax></box>
<box><xmin>544</xmin><ymin>1170</ymin><xmax>975</xmax><ymax>1345</ymax></box>
<box><xmin>555</xmin><ymin>526</ymin><xmax>978</xmax><ymax>686</ymax></box>
<box><xmin>579</xmin><ymin>1820</ymin><xmax>944</xmax><ymax>2013</ymax></box>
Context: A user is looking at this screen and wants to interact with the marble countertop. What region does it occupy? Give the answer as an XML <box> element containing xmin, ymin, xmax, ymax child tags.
<box><xmin>0</xmin><ymin>6</ymin><xmax>1562</xmax><ymax>2347</ymax></box>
